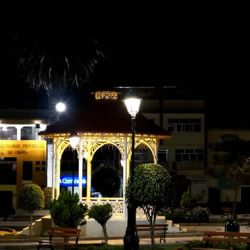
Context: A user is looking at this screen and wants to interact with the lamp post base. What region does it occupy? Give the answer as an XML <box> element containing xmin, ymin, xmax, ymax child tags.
<box><xmin>124</xmin><ymin>203</ymin><xmax>139</xmax><ymax>250</ymax></box>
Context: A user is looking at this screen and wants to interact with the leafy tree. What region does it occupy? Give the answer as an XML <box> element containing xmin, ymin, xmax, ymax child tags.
<box><xmin>49</xmin><ymin>189</ymin><xmax>88</xmax><ymax>228</ymax></box>
<box><xmin>126</xmin><ymin>163</ymin><xmax>171</xmax><ymax>249</ymax></box>
<box><xmin>18</xmin><ymin>184</ymin><xmax>44</xmax><ymax>236</ymax></box>
<box><xmin>92</xmin><ymin>166</ymin><xmax>120</xmax><ymax>197</ymax></box>
<box><xmin>88</xmin><ymin>204</ymin><xmax>113</xmax><ymax>245</ymax></box>
<box><xmin>210</xmin><ymin>134</ymin><xmax>250</xmax><ymax>218</ymax></box>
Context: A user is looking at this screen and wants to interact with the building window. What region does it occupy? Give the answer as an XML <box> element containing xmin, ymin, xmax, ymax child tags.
<box><xmin>23</xmin><ymin>161</ymin><xmax>33</xmax><ymax>180</ymax></box>
<box><xmin>175</xmin><ymin>149</ymin><xmax>204</xmax><ymax>162</ymax></box>
<box><xmin>158</xmin><ymin>149</ymin><xmax>169</xmax><ymax>163</ymax></box>
<box><xmin>21</xmin><ymin>127</ymin><xmax>35</xmax><ymax>140</ymax></box>
<box><xmin>168</xmin><ymin>119</ymin><xmax>201</xmax><ymax>132</ymax></box>
<box><xmin>134</xmin><ymin>148</ymin><xmax>153</xmax><ymax>165</ymax></box>
<box><xmin>0</xmin><ymin>127</ymin><xmax>17</xmax><ymax>140</ymax></box>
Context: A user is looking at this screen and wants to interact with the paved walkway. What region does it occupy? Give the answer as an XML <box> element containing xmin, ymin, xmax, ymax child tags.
<box><xmin>82</xmin><ymin>235</ymin><xmax>203</xmax><ymax>245</ymax></box>
<box><xmin>0</xmin><ymin>214</ymin><xmax>249</xmax><ymax>249</ymax></box>
<box><xmin>0</xmin><ymin>234</ymin><xmax>203</xmax><ymax>249</ymax></box>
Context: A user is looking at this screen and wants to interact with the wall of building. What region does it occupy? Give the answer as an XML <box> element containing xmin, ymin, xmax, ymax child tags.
<box><xmin>142</xmin><ymin>99</ymin><xmax>207</xmax><ymax>205</ymax></box>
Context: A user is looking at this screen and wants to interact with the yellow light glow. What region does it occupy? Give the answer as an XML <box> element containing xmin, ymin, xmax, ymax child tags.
<box><xmin>95</xmin><ymin>91</ymin><xmax>118</xmax><ymax>100</ymax></box>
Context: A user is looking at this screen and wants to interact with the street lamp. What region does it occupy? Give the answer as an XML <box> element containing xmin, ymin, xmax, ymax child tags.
<box><xmin>55</xmin><ymin>102</ymin><xmax>66</xmax><ymax>121</ymax></box>
<box><xmin>69</xmin><ymin>132</ymin><xmax>80</xmax><ymax>194</ymax></box>
<box><xmin>123</xmin><ymin>89</ymin><xmax>141</xmax><ymax>250</ymax></box>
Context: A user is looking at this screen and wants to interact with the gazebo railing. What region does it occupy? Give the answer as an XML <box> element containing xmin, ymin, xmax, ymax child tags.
<box><xmin>81</xmin><ymin>197</ymin><xmax>124</xmax><ymax>219</ymax></box>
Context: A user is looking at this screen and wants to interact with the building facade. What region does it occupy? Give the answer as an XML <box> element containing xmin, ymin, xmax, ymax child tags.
<box><xmin>142</xmin><ymin>98</ymin><xmax>207</xmax><ymax>206</ymax></box>
<box><xmin>0</xmin><ymin>110</ymin><xmax>48</xmax><ymax>216</ymax></box>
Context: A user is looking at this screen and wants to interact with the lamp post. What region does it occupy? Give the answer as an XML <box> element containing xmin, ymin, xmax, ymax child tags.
<box><xmin>123</xmin><ymin>90</ymin><xmax>141</xmax><ymax>250</ymax></box>
<box><xmin>69</xmin><ymin>132</ymin><xmax>80</xmax><ymax>194</ymax></box>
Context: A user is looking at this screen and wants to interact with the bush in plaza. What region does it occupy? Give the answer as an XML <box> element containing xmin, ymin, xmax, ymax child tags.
<box><xmin>18</xmin><ymin>183</ymin><xmax>45</xmax><ymax>235</ymax></box>
<box><xmin>165</xmin><ymin>206</ymin><xmax>209</xmax><ymax>223</ymax></box>
<box><xmin>49</xmin><ymin>189</ymin><xmax>88</xmax><ymax>228</ymax></box>
<box><xmin>88</xmin><ymin>203</ymin><xmax>113</xmax><ymax>245</ymax></box>
<box><xmin>126</xmin><ymin>163</ymin><xmax>171</xmax><ymax>249</ymax></box>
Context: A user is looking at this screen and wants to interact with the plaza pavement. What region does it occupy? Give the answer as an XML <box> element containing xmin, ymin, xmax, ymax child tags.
<box><xmin>0</xmin><ymin>234</ymin><xmax>204</xmax><ymax>249</ymax></box>
<box><xmin>0</xmin><ymin>214</ymin><xmax>250</xmax><ymax>249</ymax></box>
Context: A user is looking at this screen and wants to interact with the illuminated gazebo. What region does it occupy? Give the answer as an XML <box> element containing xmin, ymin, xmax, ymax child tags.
<box><xmin>40</xmin><ymin>94</ymin><xmax>170</xmax><ymax>220</ymax></box>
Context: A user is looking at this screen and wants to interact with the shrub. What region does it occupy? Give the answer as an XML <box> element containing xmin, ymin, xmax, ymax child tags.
<box><xmin>88</xmin><ymin>203</ymin><xmax>113</xmax><ymax>245</ymax></box>
<box><xmin>18</xmin><ymin>184</ymin><xmax>44</xmax><ymax>212</ymax></box>
<box><xmin>49</xmin><ymin>189</ymin><xmax>88</xmax><ymax>228</ymax></box>
<box><xmin>18</xmin><ymin>183</ymin><xmax>44</xmax><ymax>235</ymax></box>
<box><xmin>165</xmin><ymin>206</ymin><xmax>209</xmax><ymax>223</ymax></box>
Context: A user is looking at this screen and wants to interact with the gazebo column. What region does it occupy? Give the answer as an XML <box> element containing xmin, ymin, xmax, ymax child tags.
<box><xmin>55</xmin><ymin>153</ymin><xmax>61</xmax><ymax>199</ymax></box>
<box><xmin>78</xmin><ymin>141</ymin><xmax>83</xmax><ymax>199</ymax></box>
<box><xmin>51</xmin><ymin>142</ymin><xmax>56</xmax><ymax>199</ymax></box>
<box><xmin>86</xmin><ymin>157</ymin><xmax>92</xmax><ymax>203</ymax></box>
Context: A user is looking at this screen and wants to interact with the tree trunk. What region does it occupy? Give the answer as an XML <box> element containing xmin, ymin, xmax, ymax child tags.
<box><xmin>232</xmin><ymin>187</ymin><xmax>238</xmax><ymax>219</ymax></box>
<box><xmin>150</xmin><ymin>213</ymin><xmax>157</xmax><ymax>250</ymax></box>
<box><xmin>29</xmin><ymin>212</ymin><xmax>33</xmax><ymax>236</ymax></box>
<box><xmin>102</xmin><ymin>224</ymin><xmax>108</xmax><ymax>245</ymax></box>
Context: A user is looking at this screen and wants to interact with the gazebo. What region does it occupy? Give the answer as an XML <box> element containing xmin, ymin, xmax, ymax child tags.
<box><xmin>40</xmin><ymin>97</ymin><xmax>170</xmax><ymax>221</ymax></box>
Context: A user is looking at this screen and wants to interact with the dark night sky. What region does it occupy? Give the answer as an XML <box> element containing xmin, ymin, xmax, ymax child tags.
<box><xmin>1</xmin><ymin>5</ymin><xmax>249</xmax><ymax>123</ymax></box>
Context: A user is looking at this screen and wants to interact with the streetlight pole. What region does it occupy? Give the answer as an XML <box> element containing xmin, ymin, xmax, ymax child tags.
<box><xmin>69</xmin><ymin>132</ymin><xmax>80</xmax><ymax>194</ymax></box>
<box><xmin>123</xmin><ymin>90</ymin><xmax>141</xmax><ymax>250</ymax></box>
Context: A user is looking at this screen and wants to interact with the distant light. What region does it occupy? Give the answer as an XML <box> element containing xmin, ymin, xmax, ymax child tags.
<box><xmin>55</xmin><ymin>102</ymin><xmax>66</xmax><ymax>113</ymax></box>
